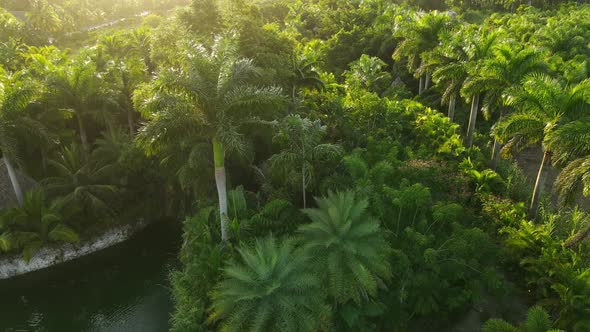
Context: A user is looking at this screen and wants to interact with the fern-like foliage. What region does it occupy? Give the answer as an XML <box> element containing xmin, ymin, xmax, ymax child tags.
<box><xmin>299</xmin><ymin>190</ymin><xmax>392</xmax><ymax>304</ymax></box>
<box><xmin>209</xmin><ymin>236</ymin><xmax>327</xmax><ymax>332</ymax></box>
<box><xmin>483</xmin><ymin>306</ymin><xmax>564</xmax><ymax>332</ymax></box>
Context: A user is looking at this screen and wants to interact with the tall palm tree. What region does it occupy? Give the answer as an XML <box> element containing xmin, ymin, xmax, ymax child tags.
<box><xmin>209</xmin><ymin>237</ymin><xmax>327</xmax><ymax>332</ymax></box>
<box><xmin>0</xmin><ymin>69</ymin><xmax>47</xmax><ymax>205</ymax></box>
<box><xmin>267</xmin><ymin>115</ymin><xmax>341</xmax><ymax>208</ymax></box>
<box><xmin>424</xmin><ymin>27</ymin><xmax>496</xmax><ymax>123</ymax></box>
<box><xmin>492</xmin><ymin>75</ymin><xmax>590</xmax><ymax>218</ymax></box>
<box><xmin>464</xmin><ymin>44</ymin><xmax>547</xmax><ymax>167</ymax></box>
<box><xmin>393</xmin><ymin>11</ymin><xmax>453</xmax><ymax>95</ymax></box>
<box><xmin>135</xmin><ymin>37</ymin><xmax>284</xmax><ymax>242</ymax></box>
<box><xmin>299</xmin><ymin>191</ymin><xmax>392</xmax><ymax>304</ymax></box>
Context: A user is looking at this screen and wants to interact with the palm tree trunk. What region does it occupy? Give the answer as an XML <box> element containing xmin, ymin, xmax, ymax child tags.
<box><xmin>4</xmin><ymin>157</ymin><xmax>23</xmax><ymax>206</ymax></box>
<box><xmin>76</xmin><ymin>113</ymin><xmax>89</xmax><ymax>152</ymax></box>
<box><xmin>490</xmin><ymin>140</ymin><xmax>502</xmax><ymax>170</ymax></box>
<box><xmin>302</xmin><ymin>161</ymin><xmax>307</xmax><ymax>209</ymax></box>
<box><xmin>127</xmin><ymin>108</ymin><xmax>135</xmax><ymax>136</ymax></box>
<box><xmin>490</xmin><ymin>108</ymin><xmax>506</xmax><ymax>170</ymax></box>
<box><xmin>419</xmin><ymin>76</ymin><xmax>425</xmax><ymax>95</ymax></box>
<box><xmin>466</xmin><ymin>94</ymin><xmax>480</xmax><ymax>148</ymax></box>
<box><xmin>448</xmin><ymin>94</ymin><xmax>456</xmax><ymax>121</ymax></box>
<box><xmin>213</xmin><ymin>139</ymin><xmax>229</xmax><ymax>242</ymax></box>
<box><xmin>424</xmin><ymin>73</ymin><xmax>431</xmax><ymax>91</ymax></box>
<box><xmin>529</xmin><ymin>151</ymin><xmax>550</xmax><ymax>219</ymax></box>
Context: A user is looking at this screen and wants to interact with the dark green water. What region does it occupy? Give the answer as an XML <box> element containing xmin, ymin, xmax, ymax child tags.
<box><xmin>0</xmin><ymin>221</ymin><xmax>181</xmax><ymax>332</ymax></box>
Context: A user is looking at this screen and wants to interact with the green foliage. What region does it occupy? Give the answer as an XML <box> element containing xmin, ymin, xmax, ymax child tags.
<box><xmin>483</xmin><ymin>306</ymin><xmax>564</xmax><ymax>332</ymax></box>
<box><xmin>0</xmin><ymin>189</ymin><xmax>79</xmax><ymax>259</ymax></box>
<box><xmin>300</xmin><ymin>191</ymin><xmax>392</xmax><ymax>304</ymax></box>
<box><xmin>209</xmin><ymin>237</ymin><xmax>327</xmax><ymax>332</ymax></box>
<box><xmin>170</xmin><ymin>208</ymin><xmax>228</xmax><ymax>332</ymax></box>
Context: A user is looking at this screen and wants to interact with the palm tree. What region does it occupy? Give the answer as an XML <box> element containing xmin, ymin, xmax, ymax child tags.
<box><xmin>209</xmin><ymin>236</ymin><xmax>327</xmax><ymax>332</ymax></box>
<box><xmin>290</xmin><ymin>53</ymin><xmax>325</xmax><ymax>101</ymax></box>
<box><xmin>0</xmin><ymin>189</ymin><xmax>79</xmax><ymax>260</ymax></box>
<box><xmin>492</xmin><ymin>75</ymin><xmax>590</xmax><ymax>218</ymax></box>
<box><xmin>135</xmin><ymin>37</ymin><xmax>284</xmax><ymax>242</ymax></box>
<box><xmin>44</xmin><ymin>55</ymin><xmax>105</xmax><ymax>152</ymax></box>
<box><xmin>43</xmin><ymin>144</ymin><xmax>117</xmax><ymax>218</ymax></box>
<box><xmin>130</xmin><ymin>28</ymin><xmax>155</xmax><ymax>73</ymax></box>
<box><xmin>0</xmin><ymin>69</ymin><xmax>47</xmax><ymax>205</ymax></box>
<box><xmin>299</xmin><ymin>191</ymin><xmax>392</xmax><ymax>304</ymax></box>
<box><xmin>464</xmin><ymin>44</ymin><xmax>547</xmax><ymax>167</ymax></box>
<box><xmin>434</xmin><ymin>28</ymin><xmax>496</xmax><ymax>148</ymax></box>
<box><xmin>483</xmin><ymin>306</ymin><xmax>564</xmax><ymax>332</ymax></box>
<box><xmin>267</xmin><ymin>115</ymin><xmax>341</xmax><ymax>208</ymax></box>
<box><xmin>393</xmin><ymin>11</ymin><xmax>453</xmax><ymax>95</ymax></box>
<box><xmin>545</xmin><ymin>120</ymin><xmax>590</xmax><ymax>206</ymax></box>
<box><xmin>424</xmin><ymin>27</ymin><xmax>496</xmax><ymax>123</ymax></box>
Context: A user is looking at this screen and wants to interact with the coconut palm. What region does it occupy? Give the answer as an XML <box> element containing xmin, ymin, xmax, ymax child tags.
<box><xmin>299</xmin><ymin>191</ymin><xmax>392</xmax><ymax>304</ymax></box>
<box><xmin>393</xmin><ymin>11</ymin><xmax>453</xmax><ymax>95</ymax></box>
<box><xmin>135</xmin><ymin>37</ymin><xmax>284</xmax><ymax>242</ymax></box>
<box><xmin>492</xmin><ymin>75</ymin><xmax>590</xmax><ymax>218</ymax></box>
<box><xmin>208</xmin><ymin>236</ymin><xmax>327</xmax><ymax>332</ymax></box>
<box><xmin>0</xmin><ymin>69</ymin><xmax>48</xmax><ymax>205</ymax></box>
<box><xmin>267</xmin><ymin>115</ymin><xmax>341</xmax><ymax>208</ymax></box>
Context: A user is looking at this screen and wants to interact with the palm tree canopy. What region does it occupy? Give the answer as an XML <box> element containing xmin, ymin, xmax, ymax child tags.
<box><xmin>299</xmin><ymin>190</ymin><xmax>392</xmax><ymax>304</ymax></box>
<box><xmin>135</xmin><ymin>36</ymin><xmax>284</xmax><ymax>157</ymax></box>
<box><xmin>209</xmin><ymin>236</ymin><xmax>327</xmax><ymax>332</ymax></box>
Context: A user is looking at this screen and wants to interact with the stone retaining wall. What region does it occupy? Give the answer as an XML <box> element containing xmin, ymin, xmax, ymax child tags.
<box><xmin>0</xmin><ymin>220</ymin><xmax>150</xmax><ymax>280</ymax></box>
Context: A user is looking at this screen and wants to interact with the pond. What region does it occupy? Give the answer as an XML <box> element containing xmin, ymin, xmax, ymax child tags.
<box><xmin>0</xmin><ymin>221</ymin><xmax>181</xmax><ymax>332</ymax></box>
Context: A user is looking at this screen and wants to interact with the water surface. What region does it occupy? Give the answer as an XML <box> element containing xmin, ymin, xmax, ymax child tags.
<box><xmin>0</xmin><ymin>221</ymin><xmax>180</xmax><ymax>332</ymax></box>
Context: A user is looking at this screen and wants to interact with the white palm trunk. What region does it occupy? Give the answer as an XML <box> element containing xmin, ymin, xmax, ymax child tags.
<box><xmin>530</xmin><ymin>151</ymin><xmax>550</xmax><ymax>219</ymax></box>
<box><xmin>215</xmin><ymin>166</ymin><xmax>229</xmax><ymax>241</ymax></box>
<box><xmin>448</xmin><ymin>94</ymin><xmax>456</xmax><ymax>121</ymax></box>
<box><xmin>466</xmin><ymin>94</ymin><xmax>480</xmax><ymax>148</ymax></box>
<box><xmin>4</xmin><ymin>157</ymin><xmax>23</xmax><ymax>206</ymax></box>
<box><xmin>419</xmin><ymin>76</ymin><xmax>425</xmax><ymax>95</ymax></box>
<box><xmin>424</xmin><ymin>73</ymin><xmax>431</xmax><ymax>91</ymax></box>
<box><xmin>213</xmin><ymin>139</ymin><xmax>229</xmax><ymax>242</ymax></box>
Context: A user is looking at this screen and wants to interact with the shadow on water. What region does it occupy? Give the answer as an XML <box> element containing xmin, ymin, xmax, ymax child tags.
<box><xmin>0</xmin><ymin>220</ymin><xmax>182</xmax><ymax>332</ymax></box>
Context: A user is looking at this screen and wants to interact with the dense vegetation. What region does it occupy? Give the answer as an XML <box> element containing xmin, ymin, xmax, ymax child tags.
<box><xmin>3</xmin><ymin>0</ymin><xmax>590</xmax><ymax>331</ymax></box>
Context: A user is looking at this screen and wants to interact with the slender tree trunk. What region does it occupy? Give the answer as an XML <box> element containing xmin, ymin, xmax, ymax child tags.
<box><xmin>213</xmin><ymin>139</ymin><xmax>229</xmax><ymax>242</ymax></box>
<box><xmin>491</xmin><ymin>108</ymin><xmax>506</xmax><ymax>170</ymax></box>
<box><xmin>127</xmin><ymin>108</ymin><xmax>135</xmax><ymax>136</ymax></box>
<box><xmin>424</xmin><ymin>73</ymin><xmax>431</xmax><ymax>91</ymax></box>
<box><xmin>76</xmin><ymin>113</ymin><xmax>89</xmax><ymax>152</ymax></box>
<box><xmin>466</xmin><ymin>94</ymin><xmax>480</xmax><ymax>148</ymax></box>
<box><xmin>419</xmin><ymin>76</ymin><xmax>425</xmax><ymax>95</ymax></box>
<box><xmin>529</xmin><ymin>151</ymin><xmax>550</xmax><ymax>219</ymax></box>
<box><xmin>292</xmin><ymin>85</ymin><xmax>297</xmax><ymax>102</ymax></box>
<box><xmin>490</xmin><ymin>140</ymin><xmax>502</xmax><ymax>170</ymax></box>
<box><xmin>448</xmin><ymin>94</ymin><xmax>457</xmax><ymax>121</ymax></box>
<box><xmin>4</xmin><ymin>157</ymin><xmax>23</xmax><ymax>206</ymax></box>
<box><xmin>302</xmin><ymin>162</ymin><xmax>307</xmax><ymax>209</ymax></box>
